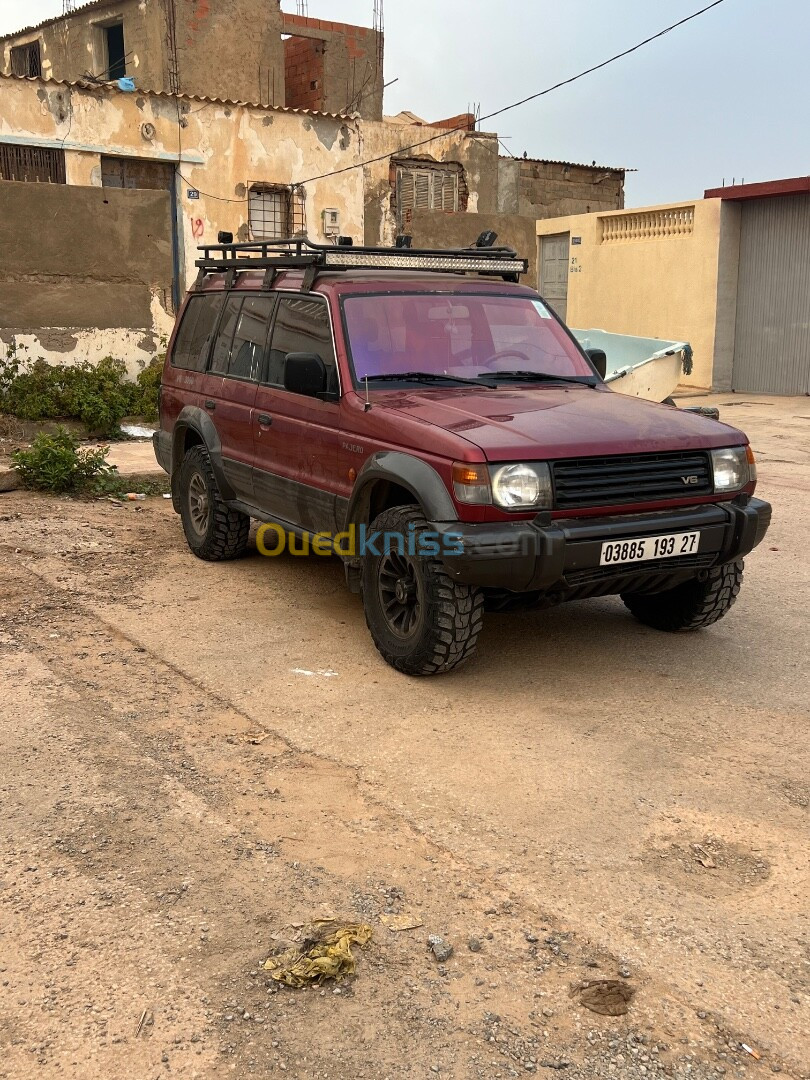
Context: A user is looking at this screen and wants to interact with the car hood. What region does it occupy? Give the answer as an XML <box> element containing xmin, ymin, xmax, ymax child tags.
<box><xmin>371</xmin><ymin>386</ymin><xmax>745</xmax><ymax>460</ymax></box>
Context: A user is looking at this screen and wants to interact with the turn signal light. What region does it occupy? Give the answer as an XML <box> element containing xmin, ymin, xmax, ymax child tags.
<box><xmin>452</xmin><ymin>462</ymin><xmax>491</xmax><ymax>504</ymax></box>
<box><xmin>745</xmin><ymin>445</ymin><xmax>757</xmax><ymax>483</ymax></box>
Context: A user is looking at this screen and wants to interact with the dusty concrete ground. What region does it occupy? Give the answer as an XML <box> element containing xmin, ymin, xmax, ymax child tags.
<box><xmin>0</xmin><ymin>394</ymin><xmax>808</xmax><ymax>1080</ymax></box>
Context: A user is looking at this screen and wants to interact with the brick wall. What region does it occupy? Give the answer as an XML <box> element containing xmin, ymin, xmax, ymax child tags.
<box><xmin>431</xmin><ymin>113</ymin><xmax>476</xmax><ymax>132</ymax></box>
<box><xmin>284</xmin><ymin>35</ymin><xmax>324</xmax><ymax>111</ymax></box>
<box><xmin>281</xmin><ymin>12</ymin><xmax>383</xmax><ymax>119</ymax></box>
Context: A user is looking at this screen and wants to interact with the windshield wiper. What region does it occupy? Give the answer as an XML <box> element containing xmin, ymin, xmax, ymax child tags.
<box><xmin>364</xmin><ymin>371</ymin><xmax>495</xmax><ymax>387</ymax></box>
<box><xmin>476</xmin><ymin>370</ymin><xmax>597</xmax><ymax>386</ymax></box>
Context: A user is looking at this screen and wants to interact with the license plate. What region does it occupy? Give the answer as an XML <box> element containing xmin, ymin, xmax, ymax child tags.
<box><xmin>600</xmin><ymin>531</ymin><xmax>700</xmax><ymax>566</ymax></box>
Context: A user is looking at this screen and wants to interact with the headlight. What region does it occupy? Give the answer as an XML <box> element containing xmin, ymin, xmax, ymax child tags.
<box><xmin>711</xmin><ymin>446</ymin><xmax>750</xmax><ymax>492</ymax></box>
<box><xmin>491</xmin><ymin>463</ymin><xmax>552</xmax><ymax>509</ymax></box>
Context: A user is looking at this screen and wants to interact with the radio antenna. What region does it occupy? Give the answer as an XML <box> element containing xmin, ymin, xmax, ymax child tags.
<box><xmin>363</xmin><ymin>375</ymin><xmax>372</xmax><ymax>411</ymax></box>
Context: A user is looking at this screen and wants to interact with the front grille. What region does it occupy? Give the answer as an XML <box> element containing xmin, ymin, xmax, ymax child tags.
<box><xmin>564</xmin><ymin>552</ymin><xmax>716</xmax><ymax>588</ymax></box>
<box><xmin>552</xmin><ymin>450</ymin><xmax>712</xmax><ymax>509</ymax></box>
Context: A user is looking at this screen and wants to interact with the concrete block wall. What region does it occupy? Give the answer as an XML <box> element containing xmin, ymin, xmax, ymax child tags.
<box><xmin>284</xmin><ymin>35</ymin><xmax>324</xmax><ymax>112</ymax></box>
<box><xmin>499</xmin><ymin>158</ymin><xmax>625</xmax><ymax>219</ymax></box>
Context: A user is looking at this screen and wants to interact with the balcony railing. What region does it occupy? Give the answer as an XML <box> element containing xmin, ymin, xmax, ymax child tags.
<box><xmin>601</xmin><ymin>206</ymin><xmax>695</xmax><ymax>242</ymax></box>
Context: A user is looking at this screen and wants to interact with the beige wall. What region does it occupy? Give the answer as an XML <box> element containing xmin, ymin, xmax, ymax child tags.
<box><xmin>537</xmin><ymin>200</ymin><xmax>733</xmax><ymax>390</ymax></box>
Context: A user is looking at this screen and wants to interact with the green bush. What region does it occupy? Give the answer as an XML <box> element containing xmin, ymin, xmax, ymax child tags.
<box><xmin>0</xmin><ymin>344</ymin><xmax>162</xmax><ymax>436</ymax></box>
<box><xmin>12</xmin><ymin>428</ymin><xmax>115</xmax><ymax>493</ymax></box>
<box><xmin>131</xmin><ymin>357</ymin><xmax>163</xmax><ymax>422</ymax></box>
<box><xmin>62</xmin><ymin>356</ymin><xmax>134</xmax><ymax>435</ymax></box>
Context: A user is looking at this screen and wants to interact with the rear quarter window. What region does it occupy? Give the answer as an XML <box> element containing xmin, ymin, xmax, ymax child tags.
<box><xmin>170</xmin><ymin>294</ymin><xmax>225</xmax><ymax>372</ymax></box>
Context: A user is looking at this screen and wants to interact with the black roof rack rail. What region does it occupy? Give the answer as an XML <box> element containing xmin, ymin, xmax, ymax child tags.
<box><xmin>193</xmin><ymin>236</ymin><xmax>528</xmax><ymax>290</ymax></box>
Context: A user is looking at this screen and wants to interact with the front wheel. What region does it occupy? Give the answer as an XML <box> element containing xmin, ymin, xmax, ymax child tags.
<box><xmin>621</xmin><ymin>560</ymin><xmax>744</xmax><ymax>632</ymax></box>
<box><xmin>361</xmin><ymin>506</ymin><xmax>484</xmax><ymax>675</ymax></box>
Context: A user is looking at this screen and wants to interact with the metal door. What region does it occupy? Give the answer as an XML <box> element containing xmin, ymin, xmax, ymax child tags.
<box><xmin>540</xmin><ymin>233</ymin><xmax>570</xmax><ymax>323</ymax></box>
<box><xmin>732</xmin><ymin>195</ymin><xmax>810</xmax><ymax>394</ymax></box>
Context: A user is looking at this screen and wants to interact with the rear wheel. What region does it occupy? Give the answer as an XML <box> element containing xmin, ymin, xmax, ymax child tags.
<box><xmin>361</xmin><ymin>506</ymin><xmax>484</xmax><ymax>675</ymax></box>
<box><xmin>178</xmin><ymin>445</ymin><xmax>250</xmax><ymax>561</ymax></box>
<box><xmin>621</xmin><ymin>560</ymin><xmax>744</xmax><ymax>632</ymax></box>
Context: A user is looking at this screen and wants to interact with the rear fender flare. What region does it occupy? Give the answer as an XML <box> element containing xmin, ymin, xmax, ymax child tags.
<box><xmin>172</xmin><ymin>406</ymin><xmax>236</xmax><ymax>503</ymax></box>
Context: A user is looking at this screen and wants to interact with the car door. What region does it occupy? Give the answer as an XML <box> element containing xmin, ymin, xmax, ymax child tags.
<box><xmin>252</xmin><ymin>293</ymin><xmax>342</xmax><ymax>533</ymax></box>
<box><xmin>206</xmin><ymin>293</ymin><xmax>272</xmax><ymax>502</ymax></box>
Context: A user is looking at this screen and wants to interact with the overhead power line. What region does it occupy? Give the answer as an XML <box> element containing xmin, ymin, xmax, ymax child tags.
<box><xmin>295</xmin><ymin>0</ymin><xmax>728</xmax><ymax>187</ymax></box>
<box><xmin>175</xmin><ymin>0</ymin><xmax>727</xmax><ymax>205</ymax></box>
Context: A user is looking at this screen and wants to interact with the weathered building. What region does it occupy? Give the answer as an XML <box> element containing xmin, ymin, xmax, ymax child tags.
<box><xmin>498</xmin><ymin>156</ymin><xmax>625</xmax><ymax>219</ymax></box>
<box><xmin>0</xmin><ymin>0</ymin><xmax>384</xmax><ymax>118</ymax></box>
<box><xmin>0</xmin><ymin>4</ymin><xmax>626</xmax><ymax>379</ymax></box>
<box><xmin>0</xmin><ymin>72</ymin><xmax>501</xmax><ymax>374</ymax></box>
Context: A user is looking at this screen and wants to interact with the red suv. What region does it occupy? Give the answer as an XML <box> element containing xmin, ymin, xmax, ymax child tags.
<box><xmin>154</xmin><ymin>238</ymin><xmax>771</xmax><ymax>675</ymax></box>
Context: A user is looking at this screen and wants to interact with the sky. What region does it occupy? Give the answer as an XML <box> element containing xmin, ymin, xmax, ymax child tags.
<box><xmin>1</xmin><ymin>0</ymin><xmax>807</xmax><ymax>206</ymax></box>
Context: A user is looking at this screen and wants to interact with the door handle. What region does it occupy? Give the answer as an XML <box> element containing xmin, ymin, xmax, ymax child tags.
<box><xmin>204</xmin><ymin>400</ymin><xmax>216</xmax><ymax>411</ymax></box>
<box><xmin>257</xmin><ymin>413</ymin><xmax>272</xmax><ymax>427</ymax></box>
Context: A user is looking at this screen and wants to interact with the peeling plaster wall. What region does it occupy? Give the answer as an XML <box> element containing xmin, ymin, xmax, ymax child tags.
<box><xmin>0</xmin><ymin>179</ymin><xmax>174</xmax><ymax>376</ymax></box>
<box><xmin>359</xmin><ymin>123</ymin><xmax>500</xmax><ymax>247</ymax></box>
<box><xmin>0</xmin><ymin>74</ymin><xmax>365</xmax><ymax>371</ymax></box>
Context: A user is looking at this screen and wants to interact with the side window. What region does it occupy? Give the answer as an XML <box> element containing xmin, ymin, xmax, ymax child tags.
<box><xmin>266</xmin><ymin>296</ymin><xmax>337</xmax><ymax>393</ymax></box>
<box><xmin>227</xmin><ymin>296</ymin><xmax>274</xmax><ymax>381</ymax></box>
<box><xmin>170</xmin><ymin>294</ymin><xmax>224</xmax><ymax>372</ymax></box>
<box><xmin>209</xmin><ymin>294</ymin><xmax>244</xmax><ymax>374</ymax></box>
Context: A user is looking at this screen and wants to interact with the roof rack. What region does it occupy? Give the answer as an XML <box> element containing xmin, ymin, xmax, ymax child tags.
<box><xmin>194</xmin><ymin>236</ymin><xmax>528</xmax><ymax>291</ymax></box>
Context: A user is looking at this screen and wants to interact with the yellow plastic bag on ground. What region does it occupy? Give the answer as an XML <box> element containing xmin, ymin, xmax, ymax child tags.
<box><xmin>263</xmin><ymin>921</ymin><xmax>373</xmax><ymax>987</ymax></box>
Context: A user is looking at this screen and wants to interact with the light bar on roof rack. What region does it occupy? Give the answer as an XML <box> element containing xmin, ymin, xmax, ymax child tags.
<box><xmin>319</xmin><ymin>250</ymin><xmax>527</xmax><ymax>274</ymax></box>
<box><xmin>193</xmin><ymin>236</ymin><xmax>528</xmax><ymax>287</ymax></box>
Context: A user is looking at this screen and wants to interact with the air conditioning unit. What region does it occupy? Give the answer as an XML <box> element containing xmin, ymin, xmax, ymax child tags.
<box><xmin>322</xmin><ymin>208</ymin><xmax>340</xmax><ymax>236</ymax></box>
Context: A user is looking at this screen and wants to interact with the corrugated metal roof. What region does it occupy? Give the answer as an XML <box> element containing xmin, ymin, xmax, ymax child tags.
<box><xmin>0</xmin><ymin>70</ymin><xmax>357</xmax><ymax>120</ymax></box>
<box><xmin>501</xmin><ymin>154</ymin><xmax>629</xmax><ymax>174</ymax></box>
<box><xmin>0</xmin><ymin>0</ymin><xmax>120</xmax><ymax>39</ymax></box>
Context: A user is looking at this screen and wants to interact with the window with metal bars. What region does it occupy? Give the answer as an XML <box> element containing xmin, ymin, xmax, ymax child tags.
<box><xmin>0</xmin><ymin>143</ymin><xmax>65</xmax><ymax>184</ymax></box>
<box><xmin>395</xmin><ymin>161</ymin><xmax>461</xmax><ymax>228</ymax></box>
<box><xmin>248</xmin><ymin>184</ymin><xmax>306</xmax><ymax>241</ymax></box>
<box><xmin>10</xmin><ymin>41</ymin><xmax>42</xmax><ymax>78</ymax></box>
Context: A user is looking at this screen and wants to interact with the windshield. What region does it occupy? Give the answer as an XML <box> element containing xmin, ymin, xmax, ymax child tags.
<box><xmin>342</xmin><ymin>293</ymin><xmax>594</xmax><ymax>383</ymax></box>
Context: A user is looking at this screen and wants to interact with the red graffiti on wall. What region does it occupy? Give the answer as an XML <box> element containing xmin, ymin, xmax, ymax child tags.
<box><xmin>190</xmin><ymin>217</ymin><xmax>204</xmax><ymax>239</ymax></box>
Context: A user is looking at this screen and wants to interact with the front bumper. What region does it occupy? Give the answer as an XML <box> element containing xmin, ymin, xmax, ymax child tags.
<box><xmin>435</xmin><ymin>496</ymin><xmax>771</xmax><ymax>593</ymax></box>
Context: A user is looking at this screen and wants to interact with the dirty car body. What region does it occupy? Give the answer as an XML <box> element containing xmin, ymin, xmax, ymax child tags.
<box><xmin>154</xmin><ymin>239</ymin><xmax>771</xmax><ymax>675</ymax></box>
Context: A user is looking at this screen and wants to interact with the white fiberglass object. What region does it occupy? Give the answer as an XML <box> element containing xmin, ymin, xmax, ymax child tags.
<box><xmin>572</xmin><ymin>329</ymin><xmax>693</xmax><ymax>402</ymax></box>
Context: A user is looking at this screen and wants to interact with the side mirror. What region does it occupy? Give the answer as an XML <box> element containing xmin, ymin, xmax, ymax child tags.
<box><xmin>283</xmin><ymin>352</ymin><xmax>328</xmax><ymax>396</ymax></box>
<box><xmin>586</xmin><ymin>348</ymin><xmax>607</xmax><ymax>380</ymax></box>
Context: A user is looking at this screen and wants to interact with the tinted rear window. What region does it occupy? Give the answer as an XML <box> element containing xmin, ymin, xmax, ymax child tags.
<box><xmin>228</xmin><ymin>296</ymin><xmax>274</xmax><ymax>380</ymax></box>
<box><xmin>170</xmin><ymin>294</ymin><xmax>224</xmax><ymax>372</ymax></box>
<box><xmin>210</xmin><ymin>294</ymin><xmax>244</xmax><ymax>375</ymax></box>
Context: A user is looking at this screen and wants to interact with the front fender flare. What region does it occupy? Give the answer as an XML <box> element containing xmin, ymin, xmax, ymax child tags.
<box><xmin>344</xmin><ymin>451</ymin><xmax>458</xmax><ymax>528</ymax></box>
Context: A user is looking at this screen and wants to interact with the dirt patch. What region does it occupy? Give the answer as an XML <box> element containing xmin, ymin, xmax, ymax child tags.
<box><xmin>640</xmin><ymin>834</ymin><xmax>772</xmax><ymax>897</ymax></box>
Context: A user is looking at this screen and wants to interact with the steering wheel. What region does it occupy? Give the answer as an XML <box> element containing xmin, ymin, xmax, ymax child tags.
<box><xmin>480</xmin><ymin>349</ymin><xmax>533</xmax><ymax>371</ymax></box>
